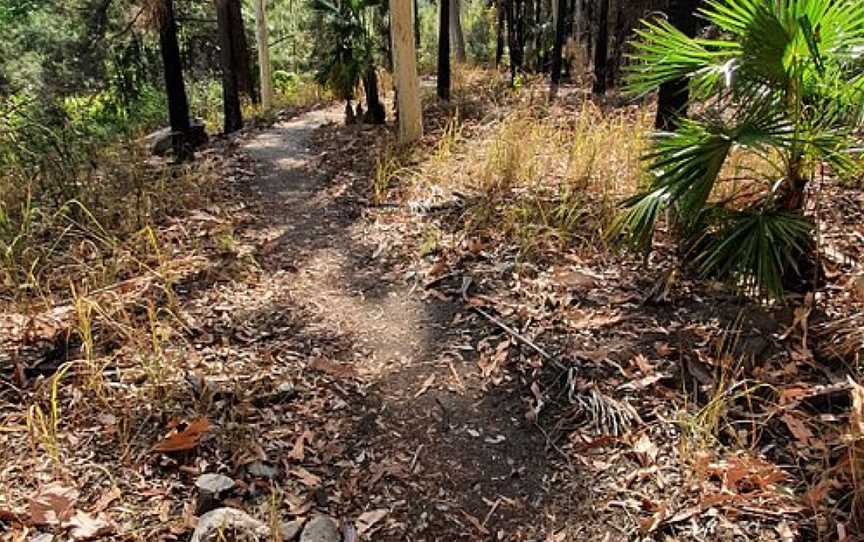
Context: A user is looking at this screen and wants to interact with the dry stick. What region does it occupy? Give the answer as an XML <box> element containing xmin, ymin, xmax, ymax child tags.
<box><xmin>460</xmin><ymin>276</ymin><xmax>564</xmax><ymax>370</ymax></box>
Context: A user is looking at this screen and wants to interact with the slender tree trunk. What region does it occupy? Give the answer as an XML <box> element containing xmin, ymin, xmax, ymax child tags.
<box><xmin>450</xmin><ymin>0</ymin><xmax>467</xmax><ymax>62</ymax></box>
<box><xmin>550</xmin><ymin>0</ymin><xmax>567</xmax><ymax>95</ymax></box>
<box><xmin>157</xmin><ymin>0</ymin><xmax>192</xmax><ymax>160</ymax></box>
<box><xmin>227</xmin><ymin>0</ymin><xmax>257</xmax><ymax>104</ymax></box>
<box><xmin>216</xmin><ymin>0</ymin><xmax>243</xmax><ymax>133</ymax></box>
<box><xmin>364</xmin><ymin>68</ymin><xmax>386</xmax><ymax>124</ymax></box>
<box><xmin>592</xmin><ymin>0</ymin><xmax>609</xmax><ymax>95</ymax></box>
<box><xmin>505</xmin><ymin>0</ymin><xmax>523</xmax><ymax>84</ymax></box>
<box><xmin>496</xmin><ymin>1</ymin><xmax>505</xmax><ymax>67</ymax></box>
<box><xmin>655</xmin><ymin>0</ymin><xmax>700</xmax><ymax>130</ymax></box>
<box><xmin>254</xmin><ymin>0</ymin><xmax>274</xmax><ymax>110</ymax></box>
<box><xmin>414</xmin><ymin>0</ymin><xmax>421</xmax><ymax>51</ymax></box>
<box><xmin>438</xmin><ymin>0</ymin><xmax>451</xmax><ymax>100</ymax></box>
<box><xmin>390</xmin><ymin>0</ymin><xmax>423</xmax><ymax>143</ymax></box>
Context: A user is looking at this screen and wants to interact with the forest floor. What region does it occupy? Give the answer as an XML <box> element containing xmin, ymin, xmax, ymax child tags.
<box><xmin>2</xmin><ymin>71</ymin><xmax>864</xmax><ymax>542</ymax></box>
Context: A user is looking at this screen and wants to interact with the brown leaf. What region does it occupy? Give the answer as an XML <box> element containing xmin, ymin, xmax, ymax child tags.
<box><xmin>310</xmin><ymin>358</ymin><xmax>358</xmax><ymax>379</ymax></box>
<box><xmin>781</xmin><ymin>413</ymin><xmax>813</xmax><ymax>446</ymax></box>
<box><xmin>632</xmin><ymin>433</ymin><xmax>658</xmax><ymax>467</ymax></box>
<box><xmin>92</xmin><ymin>487</ymin><xmax>121</xmax><ymax>513</ymax></box>
<box><xmin>63</xmin><ymin>511</ymin><xmax>113</xmax><ymax>540</ymax></box>
<box><xmin>150</xmin><ymin>417</ymin><xmax>211</xmax><ymax>453</ymax></box>
<box><xmin>355</xmin><ymin>509</ymin><xmax>388</xmax><ymax>536</ymax></box>
<box><xmin>289</xmin><ymin>430</ymin><xmax>313</xmax><ymax>462</ymax></box>
<box><xmin>289</xmin><ymin>467</ymin><xmax>321</xmax><ymax>487</ymax></box>
<box><xmin>29</xmin><ymin>483</ymin><xmax>79</xmax><ymax>525</ymax></box>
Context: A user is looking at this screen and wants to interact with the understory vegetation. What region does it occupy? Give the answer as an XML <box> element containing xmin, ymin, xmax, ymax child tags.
<box><xmin>2</xmin><ymin>0</ymin><xmax>864</xmax><ymax>541</ymax></box>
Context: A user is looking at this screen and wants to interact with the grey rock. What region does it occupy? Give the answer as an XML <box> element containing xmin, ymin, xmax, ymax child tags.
<box><xmin>190</xmin><ymin>508</ymin><xmax>269</xmax><ymax>542</ymax></box>
<box><xmin>145</xmin><ymin>119</ymin><xmax>208</xmax><ymax>156</ymax></box>
<box><xmin>280</xmin><ymin>519</ymin><xmax>305</xmax><ymax>541</ymax></box>
<box><xmin>300</xmin><ymin>515</ymin><xmax>340</xmax><ymax>542</ymax></box>
<box><xmin>246</xmin><ymin>460</ymin><xmax>277</xmax><ymax>479</ymax></box>
<box><xmin>195</xmin><ymin>473</ymin><xmax>235</xmax><ymax>515</ymax></box>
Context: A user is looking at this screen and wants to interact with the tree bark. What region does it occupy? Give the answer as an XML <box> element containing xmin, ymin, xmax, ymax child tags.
<box><xmin>592</xmin><ymin>0</ymin><xmax>609</xmax><ymax>95</ymax></box>
<box><xmin>364</xmin><ymin>68</ymin><xmax>386</xmax><ymax>124</ymax></box>
<box><xmin>655</xmin><ymin>0</ymin><xmax>700</xmax><ymax>130</ymax></box>
<box><xmin>254</xmin><ymin>0</ymin><xmax>274</xmax><ymax>110</ymax></box>
<box><xmin>550</xmin><ymin>0</ymin><xmax>567</xmax><ymax>95</ymax></box>
<box><xmin>216</xmin><ymin>0</ymin><xmax>243</xmax><ymax>133</ymax></box>
<box><xmin>437</xmin><ymin>0</ymin><xmax>451</xmax><ymax>100</ymax></box>
<box><xmin>495</xmin><ymin>1</ymin><xmax>505</xmax><ymax>67</ymax></box>
<box><xmin>450</xmin><ymin>0</ymin><xmax>466</xmax><ymax>63</ymax></box>
<box><xmin>226</xmin><ymin>0</ymin><xmax>257</xmax><ymax>104</ymax></box>
<box><xmin>390</xmin><ymin>0</ymin><xmax>423</xmax><ymax>143</ymax></box>
<box><xmin>414</xmin><ymin>0</ymin><xmax>421</xmax><ymax>51</ymax></box>
<box><xmin>157</xmin><ymin>0</ymin><xmax>192</xmax><ymax>160</ymax></box>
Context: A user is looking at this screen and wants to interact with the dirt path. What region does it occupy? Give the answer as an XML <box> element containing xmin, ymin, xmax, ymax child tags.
<box><xmin>236</xmin><ymin>107</ymin><xmax>551</xmax><ymax>539</ymax></box>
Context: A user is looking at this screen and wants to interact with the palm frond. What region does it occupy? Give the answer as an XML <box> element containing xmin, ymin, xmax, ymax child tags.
<box><xmin>694</xmin><ymin>208</ymin><xmax>812</xmax><ymax>298</ymax></box>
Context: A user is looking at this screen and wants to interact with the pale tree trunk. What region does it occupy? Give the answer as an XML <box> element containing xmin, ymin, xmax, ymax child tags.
<box><xmin>450</xmin><ymin>0</ymin><xmax>466</xmax><ymax>63</ymax></box>
<box><xmin>390</xmin><ymin>0</ymin><xmax>423</xmax><ymax>143</ymax></box>
<box><xmin>254</xmin><ymin>0</ymin><xmax>274</xmax><ymax>110</ymax></box>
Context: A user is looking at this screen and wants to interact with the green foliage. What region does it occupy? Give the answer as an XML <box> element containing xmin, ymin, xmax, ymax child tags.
<box><xmin>309</xmin><ymin>0</ymin><xmax>384</xmax><ymax>101</ymax></box>
<box><xmin>616</xmin><ymin>0</ymin><xmax>864</xmax><ymax>299</ymax></box>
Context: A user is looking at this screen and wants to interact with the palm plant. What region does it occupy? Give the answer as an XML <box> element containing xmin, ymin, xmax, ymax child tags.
<box><xmin>614</xmin><ymin>0</ymin><xmax>864</xmax><ymax>298</ymax></box>
<box><xmin>311</xmin><ymin>0</ymin><xmax>386</xmax><ymax>124</ymax></box>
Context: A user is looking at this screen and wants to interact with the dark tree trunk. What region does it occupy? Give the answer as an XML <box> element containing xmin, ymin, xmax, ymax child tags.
<box><xmin>655</xmin><ymin>0</ymin><xmax>700</xmax><ymax>130</ymax></box>
<box><xmin>496</xmin><ymin>1</ymin><xmax>505</xmax><ymax>67</ymax></box>
<box><xmin>157</xmin><ymin>0</ymin><xmax>192</xmax><ymax>160</ymax></box>
<box><xmin>437</xmin><ymin>0</ymin><xmax>451</xmax><ymax>100</ymax></box>
<box><xmin>363</xmin><ymin>68</ymin><xmax>386</xmax><ymax>124</ymax></box>
<box><xmin>592</xmin><ymin>0</ymin><xmax>609</xmax><ymax>95</ymax></box>
<box><xmin>550</xmin><ymin>0</ymin><xmax>568</xmax><ymax>93</ymax></box>
<box><xmin>227</xmin><ymin>0</ymin><xmax>257</xmax><ymax>104</ymax></box>
<box><xmin>414</xmin><ymin>0</ymin><xmax>421</xmax><ymax>51</ymax></box>
<box><xmin>505</xmin><ymin>0</ymin><xmax>524</xmax><ymax>85</ymax></box>
<box><xmin>216</xmin><ymin>0</ymin><xmax>243</xmax><ymax>133</ymax></box>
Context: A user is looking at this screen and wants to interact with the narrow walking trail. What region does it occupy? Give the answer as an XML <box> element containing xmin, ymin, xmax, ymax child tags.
<box><xmin>225</xmin><ymin>106</ymin><xmax>555</xmax><ymax>540</ymax></box>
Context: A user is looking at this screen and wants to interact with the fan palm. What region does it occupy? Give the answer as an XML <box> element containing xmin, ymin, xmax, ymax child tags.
<box><xmin>614</xmin><ymin>0</ymin><xmax>864</xmax><ymax>298</ymax></box>
<box><xmin>311</xmin><ymin>0</ymin><xmax>385</xmax><ymax>123</ymax></box>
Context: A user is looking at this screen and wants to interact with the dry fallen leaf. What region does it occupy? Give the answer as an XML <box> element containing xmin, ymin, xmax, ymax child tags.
<box><xmin>310</xmin><ymin>357</ymin><xmax>358</xmax><ymax>379</ymax></box>
<box><xmin>289</xmin><ymin>467</ymin><xmax>321</xmax><ymax>487</ymax></box>
<box><xmin>355</xmin><ymin>509</ymin><xmax>388</xmax><ymax>536</ymax></box>
<box><xmin>289</xmin><ymin>430</ymin><xmax>313</xmax><ymax>462</ymax></box>
<box><xmin>414</xmin><ymin>374</ymin><xmax>435</xmax><ymax>398</ymax></box>
<box><xmin>151</xmin><ymin>417</ymin><xmax>211</xmax><ymax>453</ymax></box>
<box><xmin>92</xmin><ymin>487</ymin><xmax>121</xmax><ymax>514</ymax></box>
<box><xmin>63</xmin><ymin>511</ymin><xmax>113</xmax><ymax>540</ymax></box>
<box><xmin>632</xmin><ymin>433</ymin><xmax>658</xmax><ymax>467</ymax></box>
<box><xmin>29</xmin><ymin>483</ymin><xmax>79</xmax><ymax>525</ymax></box>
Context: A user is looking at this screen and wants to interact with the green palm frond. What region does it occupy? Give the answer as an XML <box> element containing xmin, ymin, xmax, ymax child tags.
<box><xmin>694</xmin><ymin>209</ymin><xmax>812</xmax><ymax>298</ymax></box>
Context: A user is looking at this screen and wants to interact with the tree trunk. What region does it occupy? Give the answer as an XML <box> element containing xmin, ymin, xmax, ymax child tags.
<box><xmin>390</xmin><ymin>0</ymin><xmax>423</xmax><ymax>143</ymax></box>
<box><xmin>437</xmin><ymin>0</ymin><xmax>451</xmax><ymax>100</ymax></box>
<box><xmin>505</xmin><ymin>0</ymin><xmax>523</xmax><ymax>85</ymax></box>
<box><xmin>157</xmin><ymin>0</ymin><xmax>192</xmax><ymax>160</ymax></box>
<box><xmin>496</xmin><ymin>1</ymin><xmax>505</xmax><ymax>67</ymax></box>
<box><xmin>227</xmin><ymin>0</ymin><xmax>257</xmax><ymax>104</ymax></box>
<box><xmin>254</xmin><ymin>0</ymin><xmax>274</xmax><ymax>110</ymax></box>
<box><xmin>450</xmin><ymin>0</ymin><xmax>467</xmax><ymax>63</ymax></box>
<box><xmin>655</xmin><ymin>0</ymin><xmax>700</xmax><ymax>130</ymax></box>
<box><xmin>550</xmin><ymin>0</ymin><xmax>567</xmax><ymax>95</ymax></box>
<box><xmin>216</xmin><ymin>0</ymin><xmax>243</xmax><ymax>133</ymax></box>
<box><xmin>592</xmin><ymin>0</ymin><xmax>609</xmax><ymax>95</ymax></box>
<box><xmin>414</xmin><ymin>0</ymin><xmax>421</xmax><ymax>51</ymax></box>
<box><xmin>364</xmin><ymin>68</ymin><xmax>386</xmax><ymax>124</ymax></box>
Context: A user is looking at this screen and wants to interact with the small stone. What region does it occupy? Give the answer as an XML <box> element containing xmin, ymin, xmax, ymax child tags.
<box><xmin>246</xmin><ymin>460</ymin><xmax>277</xmax><ymax>479</ymax></box>
<box><xmin>190</xmin><ymin>508</ymin><xmax>269</xmax><ymax>542</ymax></box>
<box><xmin>195</xmin><ymin>474</ymin><xmax>235</xmax><ymax>515</ymax></box>
<box><xmin>300</xmin><ymin>515</ymin><xmax>340</xmax><ymax>542</ymax></box>
<box><xmin>280</xmin><ymin>519</ymin><xmax>305</xmax><ymax>541</ymax></box>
